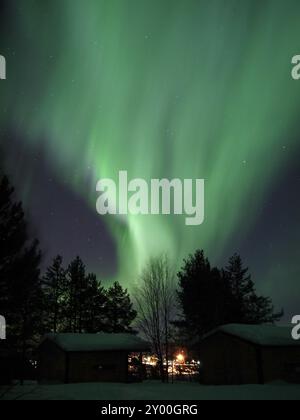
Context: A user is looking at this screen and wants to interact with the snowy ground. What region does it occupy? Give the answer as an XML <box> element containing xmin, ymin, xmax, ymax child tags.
<box><xmin>1</xmin><ymin>381</ymin><xmax>300</xmax><ymax>400</ymax></box>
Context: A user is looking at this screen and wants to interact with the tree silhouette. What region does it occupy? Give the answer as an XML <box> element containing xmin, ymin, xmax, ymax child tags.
<box><xmin>42</xmin><ymin>257</ymin><xmax>137</xmax><ymax>334</ymax></box>
<box><xmin>0</xmin><ymin>173</ymin><xmax>42</xmax><ymax>383</ymax></box>
<box><xmin>82</xmin><ymin>273</ymin><xmax>107</xmax><ymax>333</ymax></box>
<box><xmin>225</xmin><ymin>254</ymin><xmax>283</xmax><ymax>324</ymax></box>
<box><xmin>135</xmin><ymin>256</ymin><xmax>175</xmax><ymax>382</ymax></box>
<box><xmin>106</xmin><ymin>282</ymin><xmax>137</xmax><ymax>333</ymax></box>
<box><xmin>177</xmin><ymin>250</ymin><xmax>282</xmax><ymax>341</ymax></box>
<box><xmin>177</xmin><ymin>250</ymin><xmax>228</xmax><ymax>339</ymax></box>
<box><xmin>65</xmin><ymin>257</ymin><xmax>87</xmax><ymax>333</ymax></box>
<box><xmin>0</xmin><ymin>175</ymin><xmax>27</xmax><ymax>312</ymax></box>
<box><xmin>42</xmin><ymin>255</ymin><xmax>67</xmax><ymax>333</ymax></box>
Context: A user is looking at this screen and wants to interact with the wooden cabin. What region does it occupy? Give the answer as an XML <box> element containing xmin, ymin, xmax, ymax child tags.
<box><xmin>200</xmin><ymin>324</ymin><xmax>300</xmax><ymax>385</ymax></box>
<box><xmin>39</xmin><ymin>333</ymin><xmax>149</xmax><ymax>384</ymax></box>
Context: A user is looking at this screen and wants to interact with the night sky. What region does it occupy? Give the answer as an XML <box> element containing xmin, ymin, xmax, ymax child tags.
<box><xmin>0</xmin><ymin>0</ymin><xmax>299</xmax><ymax>320</ymax></box>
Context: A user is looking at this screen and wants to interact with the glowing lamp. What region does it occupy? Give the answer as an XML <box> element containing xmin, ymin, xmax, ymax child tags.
<box><xmin>176</xmin><ymin>353</ymin><xmax>185</xmax><ymax>363</ymax></box>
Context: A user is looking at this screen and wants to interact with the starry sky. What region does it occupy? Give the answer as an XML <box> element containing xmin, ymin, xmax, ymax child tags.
<box><xmin>0</xmin><ymin>0</ymin><xmax>299</xmax><ymax>320</ymax></box>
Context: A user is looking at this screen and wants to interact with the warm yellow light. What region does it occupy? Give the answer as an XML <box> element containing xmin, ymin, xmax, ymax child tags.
<box><xmin>176</xmin><ymin>353</ymin><xmax>185</xmax><ymax>363</ymax></box>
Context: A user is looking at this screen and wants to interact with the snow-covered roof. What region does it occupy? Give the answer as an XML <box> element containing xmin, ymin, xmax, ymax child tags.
<box><xmin>204</xmin><ymin>324</ymin><xmax>300</xmax><ymax>347</ymax></box>
<box><xmin>42</xmin><ymin>333</ymin><xmax>150</xmax><ymax>352</ymax></box>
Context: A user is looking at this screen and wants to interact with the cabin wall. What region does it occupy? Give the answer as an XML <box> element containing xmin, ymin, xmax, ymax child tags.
<box><xmin>200</xmin><ymin>333</ymin><xmax>300</xmax><ymax>385</ymax></box>
<box><xmin>200</xmin><ymin>332</ymin><xmax>259</xmax><ymax>385</ymax></box>
<box><xmin>39</xmin><ymin>344</ymin><xmax>129</xmax><ymax>384</ymax></box>
<box><xmin>39</xmin><ymin>340</ymin><xmax>66</xmax><ymax>384</ymax></box>
<box><xmin>68</xmin><ymin>350</ymin><xmax>128</xmax><ymax>383</ymax></box>
<box><xmin>262</xmin><ymin>347</ymin><xmax>300</xmax><ymax>384</ymax></box>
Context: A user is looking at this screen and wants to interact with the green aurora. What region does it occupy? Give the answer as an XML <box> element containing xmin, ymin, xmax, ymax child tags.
<box><xmin>0</xmin><ymin>0</ymin><xmax>300</xmax><ymax>313</ymax></box>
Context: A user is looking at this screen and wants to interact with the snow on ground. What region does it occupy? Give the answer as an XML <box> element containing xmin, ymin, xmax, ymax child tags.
<box><xmin>1</xmin><ymin>381</ymin><xmax>300</xmax><ymax>400</ymax></box>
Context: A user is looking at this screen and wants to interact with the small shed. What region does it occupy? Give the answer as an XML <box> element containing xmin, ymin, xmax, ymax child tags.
<box><xmin>200</xmin><ymin>324</ymin><xmax>300</xmax><ymax>385</ymax></box>
<box><xmin>39</xmin><ymin>333</ymin><xmax>149</xmax><ymax>384</ymax></box>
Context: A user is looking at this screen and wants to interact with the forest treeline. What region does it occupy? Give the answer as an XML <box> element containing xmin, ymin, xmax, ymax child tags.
<box><xmin>0</xmin><ymin>173</ymin><xmax>283</xmax><ymax>381</ymax></box>
<box><xmin>43</xmin><ymin>255</ymin><xmax>136</xmax><ymax>334</ymax></box>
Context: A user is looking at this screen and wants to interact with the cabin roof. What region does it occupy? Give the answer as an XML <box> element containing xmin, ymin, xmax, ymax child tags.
<box><xmin>41</xmin><ymin>333</ymin><xmax>150</xmax><ymax>352</ymax></box>
<box><xmin>203</xmin><ymin>324</ymin><xmax>300</xmax><ymax>347</ymax></box>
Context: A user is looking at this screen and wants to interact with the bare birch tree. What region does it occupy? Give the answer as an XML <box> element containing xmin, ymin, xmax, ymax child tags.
<box><xmin>134</xmin><ymin>255</ymin><xmax>175</xmax><ymax>382</ymax></box>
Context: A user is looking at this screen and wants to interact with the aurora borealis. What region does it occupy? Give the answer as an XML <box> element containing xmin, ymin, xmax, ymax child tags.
<box><xmin>0</xmin><ymin>0</ymin><xmax>300</xmax><ymax>319</ymax></box>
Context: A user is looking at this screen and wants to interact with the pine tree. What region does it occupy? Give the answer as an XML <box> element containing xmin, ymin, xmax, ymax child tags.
<box><xmin>82</xmin><ymin>273</ymin><xmax>107</xmax><ymax>333</ymax></box>
<box><xmin>62</xmin><ymin>257</ymin><xmax>134</xmax><ymax>334</ymax></box>
<box><xmin>105</xmin><ymin>282</ymin><xmax>137</xmax><ymax>333</ymax></box>
<box><xmin>225</xmin><ymin>254</ymin><xmax>283</xmax><ymax>324</ymax></box>
<box><xmin>177</xmin><ymin>250</ymin><xmax>229</xmax><ymax>338</ymax></box>
<box><xmin>0</xmin><ymin>175</ymin><xmax>27</xmax><ymax>312</ymax></box>
<box><xmin>0</xmin><ymin>174</ymin><xmax>42</xmax><ymax>382</ymax></box>
<box><xmin>42</xmin><ymin>255</ymin><xmax>67</xmax><ymax>333</ymax></box>
<box><xmin>65</xmin><ymin>257</ymin><xmax>87</xmax><ymax>333</ymax></box>
<box><xmin>225</xmin><ymin>254</ymin><xmax>253</xmax><ymax>322</ymax></box>
<box><xmin>177</xmin><ymin>250</ymin><xmax>283</xmax><ymax>341</ymax></box>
